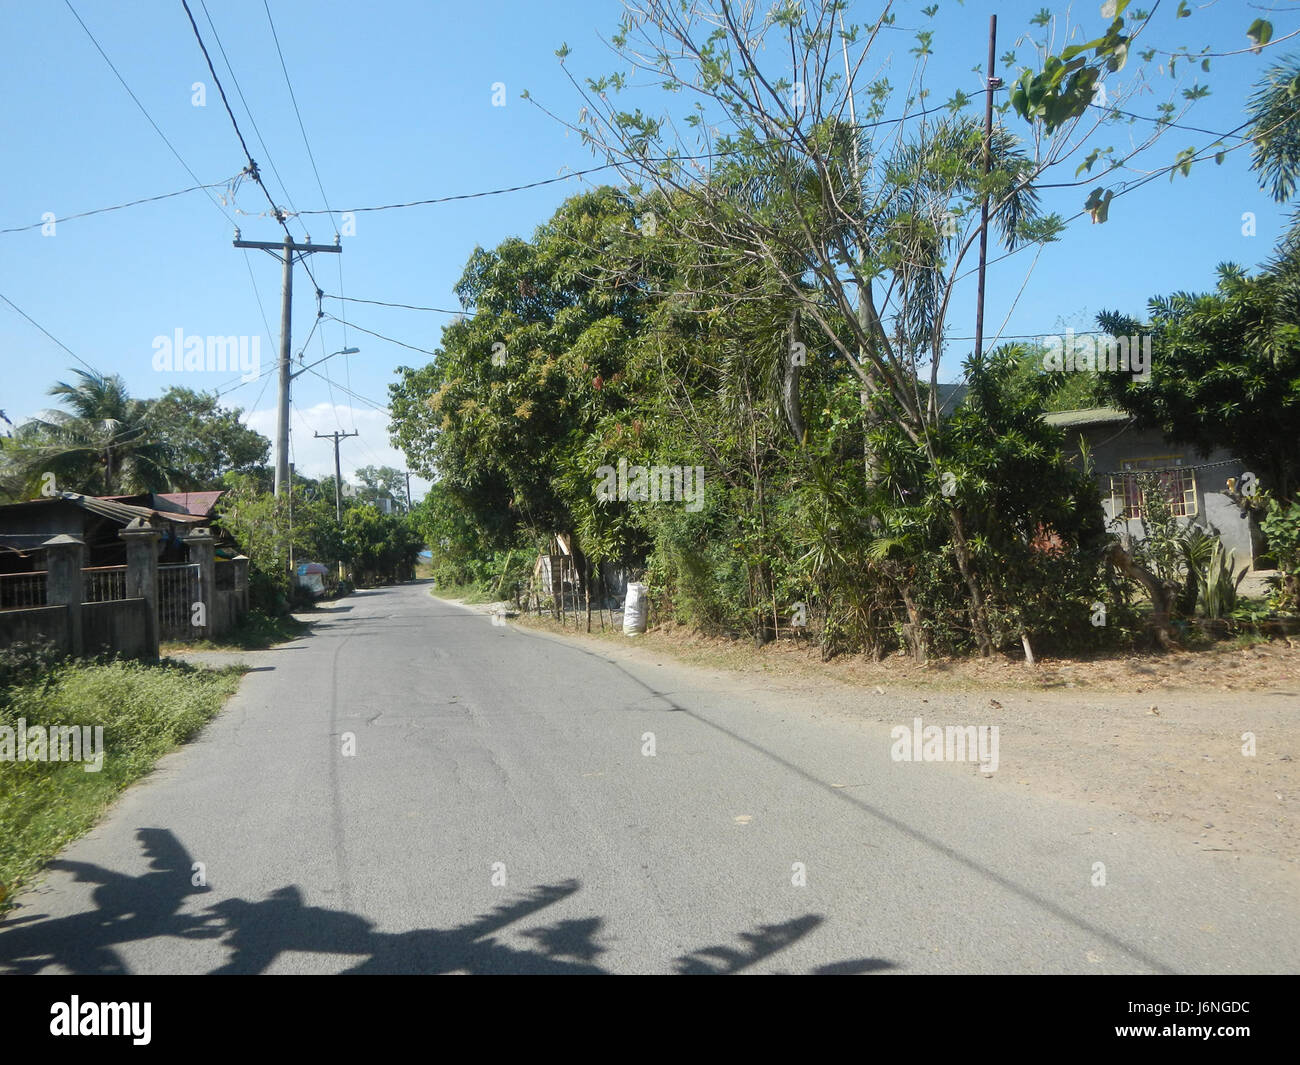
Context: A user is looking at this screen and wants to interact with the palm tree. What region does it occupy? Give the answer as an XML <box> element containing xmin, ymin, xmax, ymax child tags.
<box><xmin>0</xmin><ymin>370</ymin><xmax>184</xmax><ymax>498</ymax></box>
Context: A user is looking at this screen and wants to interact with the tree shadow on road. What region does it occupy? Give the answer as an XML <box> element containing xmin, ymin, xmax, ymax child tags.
<box><xmin>0</xmin><ymin>829</ymin><xmax>895</xmax><ymax>975</ymax></box>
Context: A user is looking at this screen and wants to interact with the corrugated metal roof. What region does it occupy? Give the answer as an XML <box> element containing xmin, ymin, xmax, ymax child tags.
<box><xmin>156</xmin><ymin>490</ymin><xmax>224</xmax><ymax>516</ymax></box>
<box><xmin>62</xmin><ymin>492</ymin><xmax>198</xmax><ymax>524</ymax></box>
<box><xmin>1043</xmin><ymin>407</ymin><xmax>1131</xmax><ymax>429</ymax></box>
<box><xmin>0</xmin><ymin>493</ymin><xmax>206</xmax><ymax>526</ymax></box>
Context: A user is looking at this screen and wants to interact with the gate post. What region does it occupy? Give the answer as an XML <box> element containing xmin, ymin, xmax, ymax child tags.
<box><xmin>232</xmin><ymin>554</ymin><xmax>250</xmax><ymax>616</ymax></box>
<box><xmin>42</xmin><ymin>534</ymin><xmax>86</xmax><ymax>656</ymax></box>
<box><xmin>119</xmin><ymin>518</ymin><xmax>161</xmax><ymax>659</ymax></box>
<box><xmin>184</xmin><ymin>526</ymin><xmax>217</xmax><ymax>638</ymax></box>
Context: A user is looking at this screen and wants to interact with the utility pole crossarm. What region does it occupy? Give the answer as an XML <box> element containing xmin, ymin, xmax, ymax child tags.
<box><xmin>235</xmin><ymin>233</ymin><xmax>343</xmax><ymax>497</ymax></box>
<box><xmin>315</xmin><ymin>430</ymin><xmax>360</xmax><ymax>524</ymax></box>
<box><xmin>233</xmin><ymin>238</ymin><xmax>342</xmax><ymax>254</ymax></box>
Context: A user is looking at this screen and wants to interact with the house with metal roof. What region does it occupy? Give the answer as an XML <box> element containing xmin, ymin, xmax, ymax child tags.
<box><xmin>0</xmin><ymin>491</ymin><xmax>248</xmax><ymax>656</ymax></box>
<box><xmin>1045</xmin><ymin>407</ymin><xmax>1259</xmax><ymax>567</ymax></box>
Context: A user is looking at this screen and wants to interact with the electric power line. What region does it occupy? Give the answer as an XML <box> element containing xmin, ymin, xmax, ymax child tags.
<box><xmin>63</xmin><ymin>0</ymin><xmax>235</xmax><ymax>228</ymax></box>
<box><xmin>321</xmin><ymin>314</ymin><xmax>436</xmax><ymax>357</ymax></box>
<box><xmin>180</xmin><ymin>0</ymin><xmax>291</xmax><ymax>235</ymax></box>
<box><xmin>302</xmin><ymin>365</ymin><xmax>389</xmax><ymax>414</ymax></box>
<box><xmin>323</xmin><ymin>294</ymin><xmax>463</xmax><ymax>314</ymax></box>
<box><xmin>262</xmin><ymin>0</ymin><xmax>334</xmax><ymax>228</ymax></box>
<box><xmin>0</xmin><ymin>292</ymin><xmax>102</xmax><ymax>376</ymax></box>
<box><xmin>0</xmin><ymin>177</ymin><xmax>241</xmax><ymax>235</ymax></box>
<box><xmin>197</xmin><ymin>0</ymin><xmax>304</xmax><ymax>226</ymax></box>
<box><xmin>261</xmin><ymin>0</ymin><xmax>348</xmax><ymax>363</ymax></box>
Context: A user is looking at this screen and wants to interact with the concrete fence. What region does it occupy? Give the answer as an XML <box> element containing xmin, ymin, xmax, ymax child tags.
<box><xmin>0</xmin><ymin>519</ymin><xmax>249</xmax><ymax>660</ymax></box>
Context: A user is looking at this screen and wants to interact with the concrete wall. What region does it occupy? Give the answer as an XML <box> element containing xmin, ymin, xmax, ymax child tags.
<box><xmin>83</xmin><ymin>599</ymin><xmax>151</xmax><ymax>658</ymax></box>
<box><xmin>1061</xmin><ymin>425</ymin><xmax>1259</xmax><ymax>567</ymax></box>
<box><xmin>0</xmin><ymin>605</ymin><xmax>71</xmax><ymax>652</ymax></box>
<box><xmin>0</xmin><ymin>529</ymin><xmax>250</xmax><ymax>661</ymax></box>
<box><xmin>213</xmin><ymin>589</ymin><xmax>240</xmax><ymax>636</ymax></box>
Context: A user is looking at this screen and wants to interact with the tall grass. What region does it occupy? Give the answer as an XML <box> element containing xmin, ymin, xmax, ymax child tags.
<box><xmin>0</xmin><ymin>658</ymin><xmax>242</xmax><ymax>913</ymax></box>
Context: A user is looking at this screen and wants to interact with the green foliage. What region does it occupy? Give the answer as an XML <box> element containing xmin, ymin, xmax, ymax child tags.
<box><xmin>380</xmin><ymin>0</ymin><xmax>1242</xmax><ymax>657</ymax></box>
<box><xmin>1096</xmin><ymin>250</ymin><xmax>1300</xmax><ymax>502</ymax></box>
<box><xmin>341</xmin><ymin>505</ymin><xmax>423</xmax><ymax>586</ymax></box>
<box><xmin>147</xmin><ymin>387</ymin><xmax>269</xmax><ymax>488</ymax></box>
<box><xmin>1011</xmin><ymin>3</ymin><xmax>1132</xmax><ymax>132</ymax></box>
<box><xmin>167</xmin><ymin>609</ymin><xmax>308</xmax><ymax>651</ymax></box>
<box><xmin>1197</xmin><ymin>536</ymin><xmax>1247</xmax><ymax>619</ymax></box>
<box><xmin>353</xmin><ymin>465</ymin><xmax>408</xmax><ymax>512</ymax></box>
<box><xmin>1259</xmin><ymin>491</ymin><xmax>1300</xmax><ymax>610</ymax></box>
<box><xmin>1248</xmin><ymin>52</ymin><xmax>1300</xmax><ymax>206</ymax></box>
<box><xmin>0</xmin><ymin>639</ymin><xmax>64</xmax><ymax>696</ymax></box>
<box><xmin>217</xmin><ymin>471</ymin><xmax>345</xmax><ymax>612</ymax></box>
<box><xmin>388</xmin><ymin>187</ymin><xmax>646</xmax><ymax>549</ymax></box>
<box><xmin>0</xmin><ymin>370</ymin><xmax>186</xmax><ymax>498</ymax></box>
<box><xmin>0</xmin><ymin>658</ymin><xmax>240</xmax><ymax>911</ymax></box>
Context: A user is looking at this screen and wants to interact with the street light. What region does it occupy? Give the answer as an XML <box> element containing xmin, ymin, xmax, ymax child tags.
<box><xmin>285</xmin><ymin>345</ymin><xmax>359</xmax><ymax>498</ymax></box>
<box><xmin>292</xmin><ymin>346</ymin><xmax>359</xmax><ymax>380</ymax></box>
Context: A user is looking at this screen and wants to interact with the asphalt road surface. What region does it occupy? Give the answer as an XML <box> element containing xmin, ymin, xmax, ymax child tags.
<box><xmin>3</xmin><ymin>581</ymin><xmax>1297</xmax><ymax>974</ymax></box>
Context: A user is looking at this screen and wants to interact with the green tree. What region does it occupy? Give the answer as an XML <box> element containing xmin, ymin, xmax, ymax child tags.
<box><xmin>0</xmin><ymin>370</ymin><xmax>184</xmax><ymax>497</ymax></box>
<box><xmin>342</xmin><ymin>506</ymin><xmax>423</xmax><ymax>586</ymax></box>
<box><xmin>1095</xmin><ymin>251</ymin><xmax>1300</xmax><ymax>502</ymax></box>
<box><xmin>148</xmin><ymin>387</ymin><xmax>269</xmax><ymax>488</ymax></box>
<box><xmin>556</xmin><ymin>0</ymin><xmax>1228</xmax><ymax>652</ymax></box>
<box><xmin>352</xmin><ymin>465</ymin><xmax>407</xmax><ymax>512</ymax></box>
<box><xmin>388</xmin><ymin>187</ymin><xmax>645</xmax><ymax>550</ymax></box>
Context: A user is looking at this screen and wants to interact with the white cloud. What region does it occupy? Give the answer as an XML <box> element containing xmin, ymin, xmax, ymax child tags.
<box><xmin>243</xmin><ymin>402</ymin><xmax>430</xmax><ymax>500</ymax></box>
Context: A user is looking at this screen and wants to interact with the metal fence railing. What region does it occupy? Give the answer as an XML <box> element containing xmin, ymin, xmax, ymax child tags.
<box><xmin>158</xmin><ymin>563</ymin><xmax>200</xmax><ymax>639</ymax></box>
<box><xmin>0</xmin><ymin>571</ymin><xmax>47</xmax><ymax>611</ymax></box>
<box><xmin>83</xmin><ymin>565</ymin><xmax>128</xmax><ymax>603</ymax></box>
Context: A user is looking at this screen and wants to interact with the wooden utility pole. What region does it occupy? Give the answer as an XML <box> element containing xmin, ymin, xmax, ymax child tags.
<box><xmin>315</xmin><ymin>429</ymin><xmax>359</xmax><ymax>523</ymax></box>
<box><xmin>974</xmin><ymin>15</ymin><xmax>1000</xmax><ymax>360</ymax></box>
<box><xmin>234</xmin><ymin>233</ymin><xmax>342</xmax><ymax>497</ymax></box>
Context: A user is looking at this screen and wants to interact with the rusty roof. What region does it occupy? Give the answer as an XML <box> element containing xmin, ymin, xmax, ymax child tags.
<box><xmin>155</xmin><ymin>490</ymin><xmax>224</xmax><ymax>516</ymax></box>
<box><xmin>0</xmin><ymin>492</ymin><xmax>207</xmax><ymax>526</ymax></box>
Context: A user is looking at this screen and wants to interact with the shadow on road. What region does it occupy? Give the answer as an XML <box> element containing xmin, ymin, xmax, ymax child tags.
<box><xmin>0</xmin><ymin>829</ymin><xmax>895</xmax><ymax>975</ymax></box>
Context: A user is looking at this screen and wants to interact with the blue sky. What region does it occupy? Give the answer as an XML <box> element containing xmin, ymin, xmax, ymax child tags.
<box><xmin>1</xmin><ymin>0</ymin><xmax>1294</xmax><ymax>494</ymax></box>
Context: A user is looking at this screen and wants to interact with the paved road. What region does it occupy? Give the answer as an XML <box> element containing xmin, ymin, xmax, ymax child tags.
<box><xmin>3</xmin><ymin>581</ymin><xmax>1297</xmax><ymax>974</ymax></box>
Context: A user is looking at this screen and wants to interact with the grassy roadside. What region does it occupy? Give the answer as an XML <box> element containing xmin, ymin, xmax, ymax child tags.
<box><xmin>0</xmin><ymin>654</ymin><xmax>243</xmax><ymax>915</ymax></box>
<box><xmin>502</xmin><ymin>603</ymin><xmax>1300</xmax><ymax>695</ymax></box>
<box><xmin>427</xmin><ymin>582</ymin><xmax>497</xmax><ymax>604</ymax></box>
<box><xmin>160</xmin><ymin>608</ymin><xmax>309</xmax><ymax>653</ymax></box>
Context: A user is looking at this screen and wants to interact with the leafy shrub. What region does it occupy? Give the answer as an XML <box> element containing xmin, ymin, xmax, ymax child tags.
<box><xmin>0</xmin><ymin>659</ymin><xmax>241</xmax><ymax>911</ymax></box>
<box><xmin>0</xmin><ymin>639</ymin><xmax>64</xmax><ymax>698</ymax></box>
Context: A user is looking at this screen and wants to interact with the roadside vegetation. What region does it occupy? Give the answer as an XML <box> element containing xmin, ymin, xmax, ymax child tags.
<box><xmin>394</xmin><ymin>4</ymin><xmax>1300</xmax><ymax>665</ymax></box>
<box><xmin>0</xmin><ymin>642</ymin><xmax>242</xmax><ymax>914</ymax></box>
<box><xmin>161</xmin><ymin>608</ymin><xmax>310</xmax><ymax>653</ymax></box>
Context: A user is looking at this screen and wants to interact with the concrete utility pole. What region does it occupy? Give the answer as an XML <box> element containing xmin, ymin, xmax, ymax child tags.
<box><xmin>234</xmin><ymin>232</ymin><xmax>342</xmax><ymax>497</ymax></box>
<box><xmin>316</xmin><ymin>430</ymin><xmax>359</xmax><ymax>523</ymax></box>
<box><xmin>405</xmin><ymin>471</ymin><xmax>412</xmax><ymax>511</ymax></box>
<box><xmin>974</xmin><ymin>15</ymin><xmax>1000</xmax><ymax>360</ymax></box>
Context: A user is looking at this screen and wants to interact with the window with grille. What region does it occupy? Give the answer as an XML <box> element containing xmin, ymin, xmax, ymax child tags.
<box><xmin>1110</xmin><ymin>457</ymin><xmax>1197</xmax><ymax>519</ymax></box>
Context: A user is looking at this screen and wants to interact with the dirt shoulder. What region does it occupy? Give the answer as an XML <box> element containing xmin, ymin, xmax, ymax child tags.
<box><xmin>449</xmin><ymin>597</ymin><xmax>1299</xmax><ymax>875</ymax></box>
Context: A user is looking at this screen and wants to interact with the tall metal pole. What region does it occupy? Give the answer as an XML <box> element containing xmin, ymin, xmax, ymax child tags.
<box><xmin>974</xmin><ymin>15</ymin><xmax>998</xmax><ymax>360</ymax></box>
<box><xmin>275</xmin><ymin>235</ymin><xmax>294</xmax><ymax>497</ymax></box>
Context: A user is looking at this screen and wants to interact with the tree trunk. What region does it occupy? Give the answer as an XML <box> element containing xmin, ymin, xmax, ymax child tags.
<box><xmin>947</xmin><ymin>508</ymin><xmax>992</xmax><ymax>656</ymax></box>
<box><xmin>901</xmin><ymin>585</ymin><xmax>927</xmax><ymax>664</ymax></box>
<box><xmin>1106</xmin><ymin>543</ymin><xmax>1181</xmax><ymax>650</ymax></box>
<box><xmin>1020</xmin><ymin>631</ymin><xmax>1035</xmax><ymax>667</ymax></box>
<box><xmin>783</xmin><ymin>309</ymin><xmax>806</xmax><ymax>444</ymax></box>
